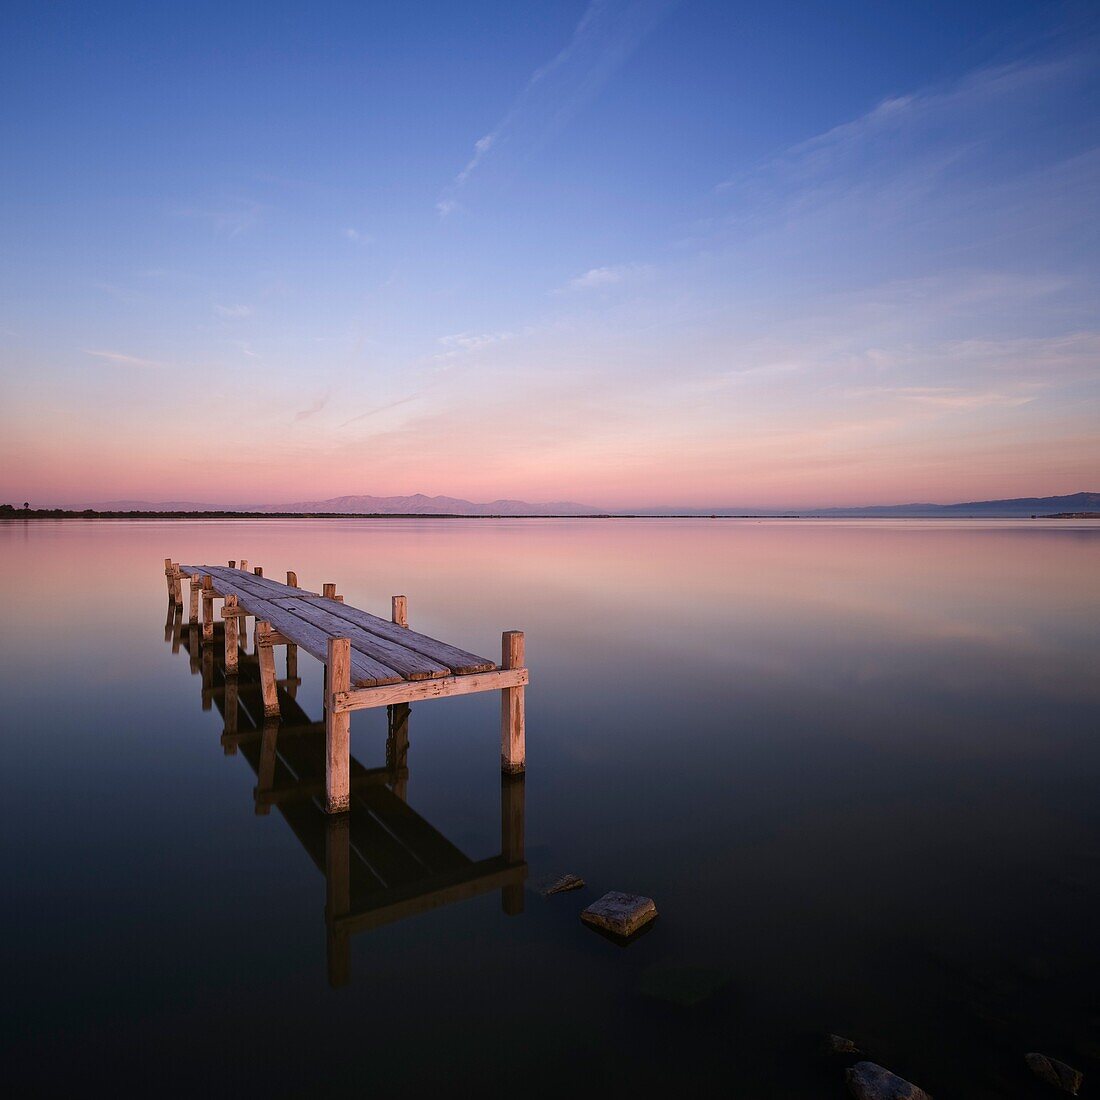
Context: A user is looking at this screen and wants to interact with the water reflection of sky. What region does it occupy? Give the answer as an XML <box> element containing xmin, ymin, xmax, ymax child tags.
<box><xmin>0</xmin><ymin>518</ymin><xmax>1097</xmax><ymax>1096</ymax></box>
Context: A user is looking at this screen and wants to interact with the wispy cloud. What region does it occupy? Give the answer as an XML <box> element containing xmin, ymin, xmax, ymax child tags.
<box><xmin>83</xmin><ymin>349</ymin><xmax>166</xmax><ymax>369</ymax></box>
<box><xmin>214</xmin><ymin>303</ymin><xmax>251</xmax><ymax>319</ymax></box>
<box><xmin>294</xmin><ymin>394</ymin><xmax>329</xmax><ymax>422</ymax></box>
<box><xmin>564</xmin><ymin>262</ymin><xmax>654</xmax><ymax>290</ymax></box>
<box><xmin>436</xmin><ymin>0</ymin><xmax>676</xmax><ymax>215</ymax></box>
<box><xmin>438</xmin><ymin>331</ymin><xmax>513</xmax><ymax>352</ymax></box>
<box><xmin>338</xmin><ymin>394</ymin><xmax>420</xmax><ymax>429</ymax></box>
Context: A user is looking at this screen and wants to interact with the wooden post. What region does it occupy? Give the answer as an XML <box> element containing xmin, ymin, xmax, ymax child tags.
<box><xmin>286</xmin><ymin>643</ymin><xmax>298</xmax><ymax>699</ymax></box>
<box><xmin>201</xmin><ymin>575</ymin><xmax>214</xmax><ymax>642</ymax></box>
<box><xmin>254</xmin><ymin>566</ymin><xmax>263</xmax><ymax>577</ymax></box>
<box><xmin>287</xmin><ymin>570</ymin><xmax>298</xmax><ymax>588</ymax></box>
<box><xmin>239</xmin><ymin>559</ymin><xmax>248</xmax><ymax>573</ymax></box>
<box><xmin>325</xmin><ymin>814</ymin><xmax>351</xmax><ymax>986</ymax></box>
<box><xmin>188</xmin><ymin>575</ymin><xmax>200</xmax><ymax>625</ymax></box>
<box><xmin>325</xmin><ymin>637</ymin><xmax>351</xmax><ymax>813</ymax></box>
<box><xmin>256</xmin><ymin>622</ymin><xmax>280</xmax><ymax>718</ymax></box>
<box><xmin>228</xmin><ymin>560</ymin><xmax>236</xmax><ymax>568</ymax></box>
<box><xmin>391</xmin><ymin>595</ymin><xmax>408</xmax><ymax>628</ymax></box>
<box><xmin>164</xmin><ymin>558</ymin><xmax>174</xmax><ymax>599</ymax></box>
<box><xmin>500</xmin><ymin>631</ymin><xmax>526</xmax><ymax>774</ymax></box>
<box><xmin>501</xmin><ymin>775</ymin><xmax>526</xmax><ymax>915</ymax></box>
<box><xmin>223</xmin><ymin>594</ymin><xmax>239</xmax><ymax>673</ymax></box>
<box><xmin>172</xmin><ymin>563</ymin><xmax>183</xmax><ymax>608</ymax></box>
<box><xmin>323</xmin><ymin>582</ymin><xmax>336</xmax><ymax>599</ymax></box>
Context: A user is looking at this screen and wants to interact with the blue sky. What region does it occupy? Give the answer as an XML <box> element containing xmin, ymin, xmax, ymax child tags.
<box><xmin>1</xmin><ymin>0</ymin><xmax>1097</xmax><ymax>506</ymax></box>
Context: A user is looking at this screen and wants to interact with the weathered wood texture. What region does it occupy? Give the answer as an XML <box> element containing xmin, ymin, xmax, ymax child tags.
<box><xmin>326</xmin><ymin>637</ymin><xmax>351</xmax><ymax>813</ymax></box>
<box><xmin>179</xmin><ymin>564</ymin><xmax>495</xmax><ymax>682</ymax></box>
<box><xmin>501</xmin><ymin>630</ymin><xmax>526</xmax><ymax>774</ymax></box>
<box><xmin>334</xmin><ymin>668</ymin><xmax>528</xmax><ymax>712</ymax></box>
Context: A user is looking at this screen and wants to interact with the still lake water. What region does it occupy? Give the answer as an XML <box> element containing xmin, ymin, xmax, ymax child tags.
<box><xmin>1</xmin><ymin>517</ymin><xmax>1098</xmax><ymax>1097</ymax></box>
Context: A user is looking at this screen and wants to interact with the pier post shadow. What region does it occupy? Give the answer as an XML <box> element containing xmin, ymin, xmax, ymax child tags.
<box><xmin>165</xmin><ymin>616</ymin><xmax>529</xmax><ymax>988</ymax></box>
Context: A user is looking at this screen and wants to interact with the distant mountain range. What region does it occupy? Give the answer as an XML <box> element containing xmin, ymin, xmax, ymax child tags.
<box><xmin>70</xmin><ymin>491</ymin><xmax>1099</xmax><ymax>517</ymax></box>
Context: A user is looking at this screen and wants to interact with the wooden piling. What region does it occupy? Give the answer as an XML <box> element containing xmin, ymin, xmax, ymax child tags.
<box><xmin>323</xmin><ymin>582</ymin><xmax>336</xmax><ymax>599</ymax></box>
<box><xmin>172</xmin><ymin>563</ymin><xmax>183</xmax><ymax>607</ymax></box>
<box><xmin>256</xmin><ymin>621</ymin><xmax>280</xmax><ymax>718</ymax></box>
<box><xmin>287</xmin><ymin>570</ymin><xmax>298</xmax><ymax>588</ymax></box>
<box><xmin>254</xmin><ymin>566</ymin><xmax>263</xmax><ymax>577</ymax></box>
<box><xmin>188</xmin><ymin>574</ymin><xmax>201</xmax><ymax>625</ymax></box>
<box><xmin>325</xmin><ymin>637</ymin><xmax>351</xmax><ymax>813</ymax></box>
<box><xmin>201</xmin><ymin>575</ymin><xmax>214</xmax><ymax>642</ymax></box>
<box><xmin>239</xmin><ymin>559</ymin><xmax>248</xmax><ymax>573</ymax></box>
<box><xmin>500</xmin><ymin>631</ymin><xmax>526</xmax><ymax>774</ymax></box>
<box><xmin>223</xmin><ymin>594</ymin><xmax>239</xmax><ymax>673</ymax></box>
<box><xmin>228</xmin><ymin>560</ymin><xmax>236</xmax><ymax>568</ymax></box>
<box><xmin>392</xmin><ymin>595</ymin><xmax>408</xmax><ymax>628</ymax></box>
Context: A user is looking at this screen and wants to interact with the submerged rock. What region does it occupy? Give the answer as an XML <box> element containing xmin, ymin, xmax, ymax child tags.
<box><xmin>825</xmin><ymin>1034</ymin><xmax>860</xmax><ymax>1054</ymax></box>
<box><xmin>530</xmin><ymin>872</ymin><xmax>586</xmax><ymax>896</ymax></box>
<box><xmin>580</xmin><ymin>891</ymin><xmax>657</xmax><ymax>938</ymax></box>
<box><xmin>1025</xmin><ymin>1053</ymin><xmax>1083</xmax><ymax>1095</ymax></box>
<box><xmin>845</xmin><ymin>1061</ymin><xmax>932</xmax><ymax>1100</ymax></box>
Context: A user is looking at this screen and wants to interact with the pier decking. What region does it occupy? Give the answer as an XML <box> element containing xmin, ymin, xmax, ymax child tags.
<box><xmin>165</xmin><ymin>559</ymin><xmax>528</xmax><ymax>812</ymax></box>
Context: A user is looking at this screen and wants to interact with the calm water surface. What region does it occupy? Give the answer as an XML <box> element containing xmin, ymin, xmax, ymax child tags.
<box><xmin>1</xmin><ymin>518</ymin><xmax>1098</xmax><ymax>1097</ymax></box>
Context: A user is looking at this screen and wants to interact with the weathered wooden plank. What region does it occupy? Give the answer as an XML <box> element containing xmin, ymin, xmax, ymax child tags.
<box><xmin>284</xmin><ymin>598</ymin><xmax>496</xmax><ymax>675</ymax></box>
<box><xmin>279</xmin><ymin>597</ymin><xmax>450</xmax><ymax>681</ymax></box>
<box><xmin>194</xmin><ymin>583</ymin><xmax>403</xmax><ymax>688</ymax></box>
<box><xmin>334</xmin><ymin>667</ymin><xmax>528</xmax><ymax>712</ymax></box>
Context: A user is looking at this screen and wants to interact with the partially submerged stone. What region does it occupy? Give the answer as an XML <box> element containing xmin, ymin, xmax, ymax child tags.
<box><xmin>530</xmin><ymin>872</ymin><xmax>586</xmax><ymax>897</ymax></box>
<box><xmin>580</xmin><ymin>891</ymin><xmax>657</xmax><ymax>938</ymax></box>
<box><xmin>825</xmin><ymin>1034</ymin><xmax>860</xmax><ymax>1054</ymax></box>
<box><xmin>637</xmin><ymin>965</ymin><xmax>731</xmax><ymax>1007</ymax></box>
<box><xmin>1026</xmin><ymin>1053</ymin><xmax>1083</xmax><ymax>1096</ymax></box>
<box><xmin>846</xmin><ymin>1061</ymin><xmax>932</xmax><ymax>1100</ymax></box>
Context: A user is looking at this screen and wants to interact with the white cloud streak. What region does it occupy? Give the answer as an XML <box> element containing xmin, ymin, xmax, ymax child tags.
<box><xmin>83</xmin><ymin>349</ymin><xmax>167</xmax><ymax>369</ymax></box>
<box><xmin>436</xmin><ymin>0</ymin><xmax>676</xmax><ymax>215</ymax></box>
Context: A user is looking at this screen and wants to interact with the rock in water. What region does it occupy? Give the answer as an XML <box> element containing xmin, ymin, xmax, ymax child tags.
<box><xmin>1026</xmin><ymin>1053</ymin><xmax>1083</xmax><ymax>1095</ymax></box>
<box><xmin>825</xmin><ymin>1034</ymin><xmax>860</xmax><ymax>1054</ymax></box>
<box><xmin>531</xmin><ymin>872</ymin><xmax>586</xmax><ymax>896</ymax></box>
<box><xmin>846</xmin><ymin>1061</ymin><xmax>932</xmax><ymax>1100</ymax></box>
<box><xmin>580</xmin><ymin>892</ymin><xmax>657</xmax><ymax>937</ymax></box>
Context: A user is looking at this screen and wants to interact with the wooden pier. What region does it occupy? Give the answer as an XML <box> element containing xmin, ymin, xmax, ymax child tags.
<box><xmin>164</xmin><ymin>599</ymin><xmax>526</xmax><ymax>986</ymax></box>
<box><xmin>164</xmin><ymin>559</ymin><xmax>528</xmax><ymax>813</ymax></box>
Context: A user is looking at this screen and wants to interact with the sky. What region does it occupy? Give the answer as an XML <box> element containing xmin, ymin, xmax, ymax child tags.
<box><xmin>0</xmin><ymin>0</ymin><xmax>1098</xmax><ymax>509</ymax></box>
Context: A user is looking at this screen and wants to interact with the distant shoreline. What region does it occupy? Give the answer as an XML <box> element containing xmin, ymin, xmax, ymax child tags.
<box><xmin>2</xmin><ymin>508</ymin><xmax>1098</xmax><ymax>521</ymax></box>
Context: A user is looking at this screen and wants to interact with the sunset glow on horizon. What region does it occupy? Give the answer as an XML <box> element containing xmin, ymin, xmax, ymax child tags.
<box><xmin>1</xmin><ymin>2</ymin><xmax>1098</xmax><ymax>510</ymax></box>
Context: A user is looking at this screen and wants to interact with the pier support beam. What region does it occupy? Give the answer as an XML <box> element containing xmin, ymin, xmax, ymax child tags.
<box><xmin>256</xmin><ymin>621</ymin><xmax>280</xmax><ymax>718</ymax></box>
<box><xmin>201</xmin><ymin>575</ymin><xmax>214</xmax><ymax>642</ymax></box>
<box><xmin>189</xmin><ymin>574</ymin><xmax>200</xmax><ymax>625</ymax></box>
<box><xmin>500</xmin><ymin>631</ymin><xmax>526</xmax><ymax>774</ymax></box>
<box><xmin>325</xmin><ymin>637</ymin><xmax>352</xmax><ymax>813</ymax></box>
<box><xmin>223</xmin><ymin>594</ymin><xmax>239</xmax><ymax>673</ymax></box>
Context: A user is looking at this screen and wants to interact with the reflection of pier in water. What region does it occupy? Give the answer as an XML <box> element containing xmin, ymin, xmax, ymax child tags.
<box><xmin>164</xmin><ymin>601</ymin><xmax>527</xmax><ymax>986</ymax></box>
